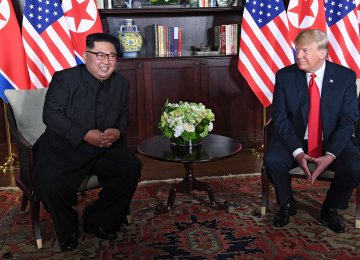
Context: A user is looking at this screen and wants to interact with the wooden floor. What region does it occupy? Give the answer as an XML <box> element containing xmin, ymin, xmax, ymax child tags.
<box><xmin>0</xmin><ymin>148</ymin><xmax>263</xmax><ymax>187</ymax></box>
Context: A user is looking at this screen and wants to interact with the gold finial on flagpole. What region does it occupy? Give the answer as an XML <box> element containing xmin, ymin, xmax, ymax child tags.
<box><xmin>251</xmin><ymin>106</ymin><xmax>266</xmax><ymax>157</ymax></box>
<box><xmin>0</xmin><ymin>102</ymin><xmax>19</xmax><ymax>172</ymax></box>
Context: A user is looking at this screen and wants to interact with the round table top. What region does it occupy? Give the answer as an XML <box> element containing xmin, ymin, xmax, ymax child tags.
<box><xmin>137</xmin><ymin>134</ymin><xmax>242</xmax><ymax>163</ymax></box>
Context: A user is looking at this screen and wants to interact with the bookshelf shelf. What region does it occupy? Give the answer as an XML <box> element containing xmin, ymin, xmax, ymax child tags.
<box><xmin>99</xmin><ymin>6</ymin><xmax>243</xmax><ymax>15</ymax></box>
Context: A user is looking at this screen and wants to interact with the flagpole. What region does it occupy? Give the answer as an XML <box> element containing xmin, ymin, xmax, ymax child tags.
<box><xmin>251</xmin><ymin>106</ymin><xmax>266</xmax><ymax>157</ymax></box>
<box><xmin>0</xmin><ymin>103</ymin><xmax>19</xmax><ymax>172</ymax></box>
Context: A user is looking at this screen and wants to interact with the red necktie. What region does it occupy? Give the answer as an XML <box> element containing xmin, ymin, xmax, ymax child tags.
<box><xmin>308</xmin><ymin>73</ymin><xmax>323</xmax><ymax>157</ymax></box>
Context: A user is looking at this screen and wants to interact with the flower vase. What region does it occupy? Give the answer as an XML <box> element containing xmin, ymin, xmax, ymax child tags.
<box><xmin>118</xmin><ymin>19</ymin><xmax>143</xmax><ymax>58</ymax></box>
<box><xmin>170</xmin><ymin>137</ymin><xmax>203</xmax><ymax>147</ymax></box>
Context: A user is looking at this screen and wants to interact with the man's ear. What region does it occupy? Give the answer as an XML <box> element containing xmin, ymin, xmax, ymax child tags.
<box><xmin>82</xmin><ymin>52</ymin><xmax>87</xmax><ymax>63</ymax></box>
<box><xmin>321</xmin><ymin>49</ymin><xmax>328</xmax><ymax>59</ymax></box>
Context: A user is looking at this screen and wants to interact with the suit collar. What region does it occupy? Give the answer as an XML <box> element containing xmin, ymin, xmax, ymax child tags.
<box><xmin>295</xmin><ymin>61</ymin><xmax>335</xmax><ymax>124</ymax></box>
<box><xmin>320</xmin><ymin>61</ymin><xmax>336</xmax><ymax>135</ymax></box>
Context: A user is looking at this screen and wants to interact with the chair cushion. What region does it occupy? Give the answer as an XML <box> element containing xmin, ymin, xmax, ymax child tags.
<box><xmin>4</xmin><ymin>89</ymin><xmax>47</xmax><ymax>146</ymax></box>
<box><xmin>78</xmin><ymin>175</ymin><xmax>100</xmax><ymax>191</ymax></box>
<box><xmin>289</xmin><ymin>163</ymin><xmax>335</xmax><ymax>179</ymax></box>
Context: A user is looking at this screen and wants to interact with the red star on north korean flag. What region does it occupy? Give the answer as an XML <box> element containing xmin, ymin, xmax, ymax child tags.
<box><xmin>288</xmin><ymin>0</ymin><xmax>316</xmax><ymax>26</ymax></box>
<box><xmin>0</xmin><ymin>0</ymin><xmax>7</xmax><ymax>21</ymax></box>
<box><xmin>64</xmin><ymin>0</ymin><xmax>93</xmax><ymax>31</ymax></box>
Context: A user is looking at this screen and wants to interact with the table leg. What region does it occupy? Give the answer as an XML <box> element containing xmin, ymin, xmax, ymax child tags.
<box><xmin>156</xmin><ymin>162</ymin><xmax>228</xmax><ymax>213</ymax></box>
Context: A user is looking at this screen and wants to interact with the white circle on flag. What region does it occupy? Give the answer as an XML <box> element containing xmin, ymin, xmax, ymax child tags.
<box><xmin>287</xmin><ymin>0</ymin><xmax>319</xmax><ymax>29</ymax></box>
<box><xmin>62</xmin><ymin>0</ymin><xmax>98</xmax><ymax>33</ymax></box>
<box><xmin>0</xmin><ymin>0</ymin><xmax>11</xmax><ymax>30</ymax></box>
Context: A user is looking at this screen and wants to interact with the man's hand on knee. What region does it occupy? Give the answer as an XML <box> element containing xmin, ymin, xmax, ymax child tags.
<box><xmin>295</xmin><ymin>152</ymin><xmax>314</xmax><ymax>182</ymax></box>
<box><xmin>310</xmin><ymin>155</ymin><xmax>334</xmax><ymax>184</ymax></box>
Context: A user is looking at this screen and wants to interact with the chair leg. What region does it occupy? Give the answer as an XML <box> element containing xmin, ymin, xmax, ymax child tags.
<box><xmin>261</xmin><ymin>165</ymin><xmax>269</xmax><ymax>215</ymax></box>
<box><xmin>20</xmin><ymin>194</ymin><xmax>29</xmax><ymax>212</ymax></box>
<box><xmin>126</xmin><ymin>214</ymin><xmax>133</xmax><ymax>224</ymax></box>
<box><xmin>125</xmin><ymin>208</ymin><xmax>133</xmax><ymax>224</ymax></box>
<box><xmin>356</xmin><ymin>186</ymin><xmax>360</xmax><ymax>228</ymax></box>
<box><xmin>30</xmin><ymin>200</ymin><xmax>43</xmax><ymax>249</ymax></box>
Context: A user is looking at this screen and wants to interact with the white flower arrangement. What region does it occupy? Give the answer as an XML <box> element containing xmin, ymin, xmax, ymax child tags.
<box><xmin>158</xmin><ymin>100</ymin><xmax>215</xmax><ymax>144</ymax></box>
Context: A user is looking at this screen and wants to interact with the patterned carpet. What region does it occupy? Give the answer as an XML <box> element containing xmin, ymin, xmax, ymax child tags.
<box><xmin>1</xmin><ymin>174</ymin><xmax>360</xmax><ymax>259</ymax></box>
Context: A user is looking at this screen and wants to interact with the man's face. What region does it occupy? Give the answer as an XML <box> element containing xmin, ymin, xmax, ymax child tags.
<box><xmin>83</xmin><ymin>41</ymin><xmax>117</xmax><ymax>80</ymax></box>
<box><xmin>295</xmin><ymin>41</ymin><xmax>327</xmax><ymax>73</ymax></box>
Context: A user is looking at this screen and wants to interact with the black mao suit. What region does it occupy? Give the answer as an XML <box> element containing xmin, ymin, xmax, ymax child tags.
<box><xmin>264</xmin><ymin>61</ymin><xmax>360</xmax><ymax>209</ymax></box>
<box><xmin>33</xmin><ymin>65</ymin><xmax>142</xmax><ymax>243</ymax></box>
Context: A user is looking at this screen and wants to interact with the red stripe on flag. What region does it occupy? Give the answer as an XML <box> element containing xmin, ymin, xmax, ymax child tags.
<box><xmin>240</xmin><ymin>22</ymin><xmax>274</xmax><ymax>91</ymax></box>
<box><xmin>238</xmin><ymin>59</ymin><xmax>272</xmax><ymax>107</ymax></box>
<box><xmin>42</xmin><ymin>23</ymin><xmax>74</xmax><ymax>69</ymax></box>
<box><xmin>329</xmin><ymin>21</ymin><xmax>359</xmax><ymax>69</ymax></box>
<box><xmin>22</xmin><ymin>29</ymin><xmax>56</xmax><ymax>78</ymax></box>
<box><xmin>26</xmin><ymin>54</ymin><xmax>49</xmax><ymax>88</ymax></box>
<box><xmin>238</xmin><ymin>2</ymin><xmax>293</xmax><ymax>107</ymax></box>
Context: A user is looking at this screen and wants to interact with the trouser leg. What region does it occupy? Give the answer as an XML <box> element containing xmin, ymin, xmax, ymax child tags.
<box><xmin>83</xmin><ymin>154</ymin><xmax>142</xmax><ymax>231</ymax></box>
<box><xmin>34</xmin><ymin>167</ymin><xmax>85</xmax><ymax>242</ymax></box>
<box><xmin>264</xmin><ymin>140</ymin><xmax>297</xmax><ymax>206</ymax></box>
<box><xmin>33</xmin><ymin>137</ymin><xmax>91</xmax><ymax>243</ymax></box>
<box><xmin>325</xmin><ymin>146</ymin><xmax>360</xmax><ymax>209</ymax></box>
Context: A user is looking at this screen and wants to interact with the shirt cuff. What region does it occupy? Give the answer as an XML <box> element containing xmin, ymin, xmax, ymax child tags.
<box><xmin>326</xmin><ymin>151</ymin><xmax>336</xmax><ymax>159</ymax></box>
<box><xmin>292</xmin><ymin>148</ymin><xmax>304</xmax><ymax>158</ymax></box>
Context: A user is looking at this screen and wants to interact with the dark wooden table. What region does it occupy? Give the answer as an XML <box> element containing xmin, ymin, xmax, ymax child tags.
<box><xmin>137</xmin><ymin>134</ymin><xmax>242</xmax><ymax>212</ymax></box>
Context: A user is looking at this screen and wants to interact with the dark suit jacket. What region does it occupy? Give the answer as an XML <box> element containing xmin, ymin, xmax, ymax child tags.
<box><xmin>271</xmin><ymin>60</ymin><xmax>359</xmax><ymax>158</ymax></box>
<box><xmin>35</xmin><ymin>64</ymin><xmax>140</xmax><ymax>170</ymax></box>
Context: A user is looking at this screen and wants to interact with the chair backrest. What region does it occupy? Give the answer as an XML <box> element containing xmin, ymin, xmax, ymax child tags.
<box><xmin>4</xmin><ymin>88</ymin><xmax>48</xmax><ymax>146</ymax></box>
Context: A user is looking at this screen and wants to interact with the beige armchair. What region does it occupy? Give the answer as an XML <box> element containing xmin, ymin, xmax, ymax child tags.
<box><xmin>4</xmin><ymin>88</ymin><xmax>131</xmax><ymax>249</ymax></box>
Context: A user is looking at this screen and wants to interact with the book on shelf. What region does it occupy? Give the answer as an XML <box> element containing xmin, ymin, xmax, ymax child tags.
<box><xmin>145</xmin><ymin>24</ymin><xmax>183</xmax><ymax>57</ymax></box>
<box><xmin>145</xmin><ymin>24</ymin><xmax>158</xmax><ymax>56</ymax></box>
<box><xmin>96</xmin><ymin>0</ymin><xmax>104</xmax><ymax>9</ymax></box>
<box><xmin>158</xmin><ymin>25</ymin><xmax>165</xmax><ymax>56</ymax></box>
<box><xmin>220</xmin><ymin>25</ymin><xmax>226</xmax><ymax>54</ymax></box>
<box><xmin>168</xmin><ymin>26</ymin><xmax>174</xmax><ymax>56</ymax></box>
<box><xmin>178</xmin><ymin>27</ymin><xmax>182</xmax><ymax>56</ymax></box>
<box><xmin>211</xmin><ymin>24</ymin><xmax>239</xmax><ymax>55</ymax></box>
<box><xmin>173</xmin><ymin>27</ymin><xmax>179</xmax><ymax>56</ymax></box>
<box><xmin>165</xmin><ymin>25</ymin><xmax>169</xmax><ymax>56</ymax></box>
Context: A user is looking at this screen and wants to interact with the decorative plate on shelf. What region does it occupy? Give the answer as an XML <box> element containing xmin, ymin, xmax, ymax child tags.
<box><xmin>194</xmin><ymin>50</ymin><xmax>221</xmax><ymax>55</ymax></box>
<box><xmin>150</xmin><ymin>0</ymin><xmax>179</xmax><ymax>4</ymax></box>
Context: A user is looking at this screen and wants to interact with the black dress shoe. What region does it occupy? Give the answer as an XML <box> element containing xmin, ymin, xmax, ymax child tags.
<box><xmin>59</xmin><ymin>232</ymin><xmax>79</xmax><ymax>251</ymax></box>
<box><xmin>60</xmin><ymin>240</ymin><xmax>78</xmax><ymax>252</ymax></box>
<box><xmin>272</xmin><ymin>202</ymin><xmax>297</xmax><ymax>227</ymax></box>
<box><xmin>83</xmin><ymin>221</ymin><xmax>118</xmax><ymax>240</ymax></box>
<box><xmin>320</xmin><ymin>206</ymin><xmax>345</xmax><ymax>233</ymax></box>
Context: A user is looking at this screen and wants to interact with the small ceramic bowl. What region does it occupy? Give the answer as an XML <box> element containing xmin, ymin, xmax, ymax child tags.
<box><xmin>217</xmin><ymin>0</ymin><xmax>233</xmax><ymax>6</ymax></box>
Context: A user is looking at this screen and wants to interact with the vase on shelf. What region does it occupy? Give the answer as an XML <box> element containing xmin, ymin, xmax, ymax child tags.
<box><xmin>118</xmin><ymin>19</ymin><xmax>143</xmax><ymax>58</ymax></box>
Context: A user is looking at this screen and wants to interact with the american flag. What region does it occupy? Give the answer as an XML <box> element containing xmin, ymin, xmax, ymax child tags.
<box><xmin>238</xmin><ymin>0</ymin><xmax>294</xmax><ymax>107</ymax></box>
<box><xmin>325</xmin><ymin>0</ymin><xmax>360</xmax><ymax>77</ymax></box>
<box><xmin>357</xmin><ymin>1</ymin><xmax>360</xmax><ymax>27</ymax></box>
<box><xmin>22</xmin><ymin>0</ymin><xmax>77</xmax><ymax>89</ymax></box>
<box><xmin>0</xmin><ymin>0</ymin><xmax>31</xmax><ymax>101</ymax></box>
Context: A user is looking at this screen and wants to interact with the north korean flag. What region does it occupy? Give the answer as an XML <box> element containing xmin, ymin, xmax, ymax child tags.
<box><xmin>287</xmin><ymin>0</ymin><xmax>327</xmax><ymax>44</ymax></box>
<box><xmin>62</xmin><ymin>0</ymin><xmax>103</xmax><ymax>64</ymax></box>
<box><xmin>0</xmin><ymin>0</ymin><xmax>31</xmax><ymax>101</ymax></box>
